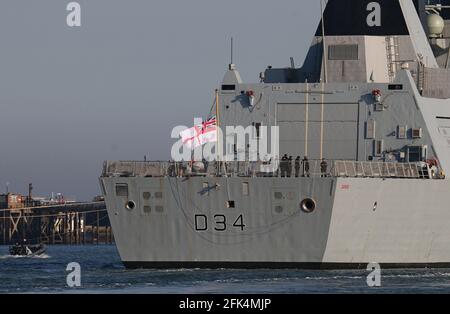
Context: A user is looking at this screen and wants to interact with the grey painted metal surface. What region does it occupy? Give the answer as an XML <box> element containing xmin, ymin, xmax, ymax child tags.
<box><xmin>102</xmin><ymin>177</ymin><xmax>335</xmax><ymax>263</ymax></box>
<box><xmin>101</xmin><ymin>0</ymin><xmax>450</xmax><ymax>268</ymax></box>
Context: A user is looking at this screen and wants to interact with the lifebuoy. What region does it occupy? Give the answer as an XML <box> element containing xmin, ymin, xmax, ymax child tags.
<box><xmin>372</xmin><ymin>89</ymin><xmax>382</xmax><ymax>102</ymax></box>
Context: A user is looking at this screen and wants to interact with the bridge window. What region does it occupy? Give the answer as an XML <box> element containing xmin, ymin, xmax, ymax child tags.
<box><xmin>222</xmin><ymin>84</ymin><xmax>236</xmax><ymax>91</ymax></box>
<box><xmin>412</xmin><ymin>128</ymin><xmax>423</xmax><ymax>139</ymax></box>
<box><xmin>408</xmin><ymin>146</ymin><xmax>426</xmax><ymax>162</ymax></box>
<box><xmin>398</xmin><ymin>125</ymin><xmax>407</xmax><ymax>139</ymax></box>
<box><xmin>374</xmin><ymin>140</ymin><xmax>384</xmax><ymax>156</ymax></box>
<box><xmin>388</xmin><ymin>84</ymin><xmax>403</xmax><ymax>90</ymax></box>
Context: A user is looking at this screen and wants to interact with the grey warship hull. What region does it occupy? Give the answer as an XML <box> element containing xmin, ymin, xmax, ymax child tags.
<box><xmin>101</xmin><ymin>0</ymin><xmax>450</xmax><ymax>269</ymax></box>
<box><xmin>101</xmin><ymin>175</ymin><xmax>450</xmax><ymax>269</ymax></box>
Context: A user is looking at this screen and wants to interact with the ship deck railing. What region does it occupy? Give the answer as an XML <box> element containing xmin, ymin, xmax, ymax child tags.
<box><xmin>101</xmin><ymin>160</ymin><xmax>445</xmax><ymax>180</ymax></box>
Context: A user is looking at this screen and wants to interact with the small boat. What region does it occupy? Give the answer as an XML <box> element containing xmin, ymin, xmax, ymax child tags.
<box><xmin>9</xmin><ymin>243</ymin><xmax>46</xmax><ymax>257</ymax></box>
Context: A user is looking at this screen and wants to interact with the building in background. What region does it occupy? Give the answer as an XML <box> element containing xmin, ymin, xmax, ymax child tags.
<box><xmin>0</xmin><ymin>193</ymin><xmax>24</xmax><ymax>209</ymax></box>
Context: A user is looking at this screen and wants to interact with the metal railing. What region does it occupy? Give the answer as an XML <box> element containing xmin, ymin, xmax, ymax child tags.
<box><xmin>102</xmin><ymin>160</ymin><xmax>444</xmax><ymax>180</ymax></box>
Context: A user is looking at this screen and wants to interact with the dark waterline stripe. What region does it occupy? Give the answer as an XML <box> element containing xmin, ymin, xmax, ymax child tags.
<box><xmin>124</xmin><ymin>261</ymin><xmax>450</xmax><ymax>270</ymax></box>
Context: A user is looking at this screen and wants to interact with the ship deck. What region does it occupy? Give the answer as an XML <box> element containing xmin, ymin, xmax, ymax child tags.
<box><xmin>101</xmin><ymin>160</ymin><xmax>444</xmax><ymax>180</ymax></box>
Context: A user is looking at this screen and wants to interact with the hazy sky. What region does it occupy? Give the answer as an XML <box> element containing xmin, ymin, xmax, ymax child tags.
<box><xmin>0</xmin><ymin>0</ymin><xmax>319</xmax><ymax>201</ymax></box>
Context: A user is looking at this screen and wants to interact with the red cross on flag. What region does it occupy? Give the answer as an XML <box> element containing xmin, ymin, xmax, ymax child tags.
<box><xmin>180</xmin><ymin>117</ymin><xmax>217</xmax><ymax>149</ymax></box>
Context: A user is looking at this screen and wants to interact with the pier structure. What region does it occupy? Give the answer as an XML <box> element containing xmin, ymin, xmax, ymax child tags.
<box><xmin>0</xmin><ymin>202</ymin><xmax>113</xmax><ymax>245</ymax></box>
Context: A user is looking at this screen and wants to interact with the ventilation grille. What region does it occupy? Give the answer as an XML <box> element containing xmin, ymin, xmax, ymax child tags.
<box><xmin>328</xmin><ymin>44</ymin><xmax>359</xmax><ymax>60</ymax></box>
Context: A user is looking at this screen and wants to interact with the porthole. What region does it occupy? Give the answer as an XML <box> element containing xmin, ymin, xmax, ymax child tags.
<box><xmin>300</xmin><ymin>198</ymin><xmax>316</xmax><ymax>213</ymax></box>
<box><xmin>126</xmin><ymin>200</ymin><xmax>136</xmax><ymax>210</ymax></box>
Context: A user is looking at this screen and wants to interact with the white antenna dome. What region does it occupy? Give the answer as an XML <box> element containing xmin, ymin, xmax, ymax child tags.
<box><xmin>427</xmin><ymin>13</ymin><xmax>445</xmax><ymax>38</ymax></box>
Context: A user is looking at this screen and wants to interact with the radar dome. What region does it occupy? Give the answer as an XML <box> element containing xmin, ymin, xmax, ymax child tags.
<box><xmin>427</xmin><ymin>14</ymin><xmax>445</xmax><ymax>37</ymax></box>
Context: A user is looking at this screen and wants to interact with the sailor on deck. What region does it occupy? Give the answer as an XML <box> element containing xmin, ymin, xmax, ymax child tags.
<box><xmin>320</xmin><ymin>159</ymin><xmax>328</xmax><ymax>177</ymax></box>
<box><xmin>288</xmin><ymin>156</ymin><xmax>293</xmax><ymax>177</ymax></box>
<box><xmin>295</xmin><ymin>156</ymin><xmax>301</xmax><ymax>177</ymax></box>
<box><xmin>302</xmin><ymin>156</ymin><xmax>310</xmax><ymax>177</ymax></box>
<box><xmin>281</xmin><ymin>154</ymin><xmax>288</xmax><ymax>177</ymax></box>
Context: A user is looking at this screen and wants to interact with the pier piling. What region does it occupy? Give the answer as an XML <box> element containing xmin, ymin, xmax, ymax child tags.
<box><xmin>0</xmin><ymin>202</ymin><xmax>112</xmax><ymax>245</ymax></box>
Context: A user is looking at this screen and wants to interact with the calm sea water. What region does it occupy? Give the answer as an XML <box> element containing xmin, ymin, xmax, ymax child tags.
<box><xmin>1</xmin><ymin>245</ymin><xmax>450</xmax><ymax>293</ymax></box>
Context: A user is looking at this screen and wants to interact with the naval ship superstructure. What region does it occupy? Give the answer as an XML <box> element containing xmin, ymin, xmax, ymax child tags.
<box><xmin>101</xmin><ymin>0</ymin><xmax>450</xmax><ymax>269</ymax></box>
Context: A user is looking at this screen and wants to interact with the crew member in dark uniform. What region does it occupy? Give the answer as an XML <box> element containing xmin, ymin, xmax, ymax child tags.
<box><xmin>302</xmin><ymin>156</ymin><xmax>310</xmax><ymax>177</ymax></box>
<box><xmin>281</xmin><ymin>154</ymin><xmax>288</xmax><ymax>177</ymax></box>
<box><xmin>295</xmin><ymin>156</ymin><xmax>301</xmax><ymax>177</ymax></box>
<box><xmin>320</xmin><ymin>159</ymin><xmax>328</xmax><ymax>177</ymax></box>
<box><xmin>287</xmin><ymin>156</ymin><xmax>293</xmax><ymax>177</ymax></box>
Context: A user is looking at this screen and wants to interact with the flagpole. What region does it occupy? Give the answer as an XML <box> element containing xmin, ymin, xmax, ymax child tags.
<box><xmin>320</xmin><ymin>0</ymin><xmax>328</xmax><ymax>84</ymax></box>
<box><xmin>320</xmin><ymin>0</ymin><xmax>327</xmax><ymax>160</ymax></box>
<box><xmin>215</xmin><ymin>89</ymin><xmax>221</xmax><ymax>173</ymax></box>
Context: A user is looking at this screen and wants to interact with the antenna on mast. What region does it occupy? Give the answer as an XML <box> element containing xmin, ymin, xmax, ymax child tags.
<box><xmin>229</xmin><ymin>37</ymin><xmax>236</xmax><ymax>70</ymax></box>
<box><xmin>231</xmin><ymin>37</ymin><xmax>234</xmax><ymax>65</ymax></box>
